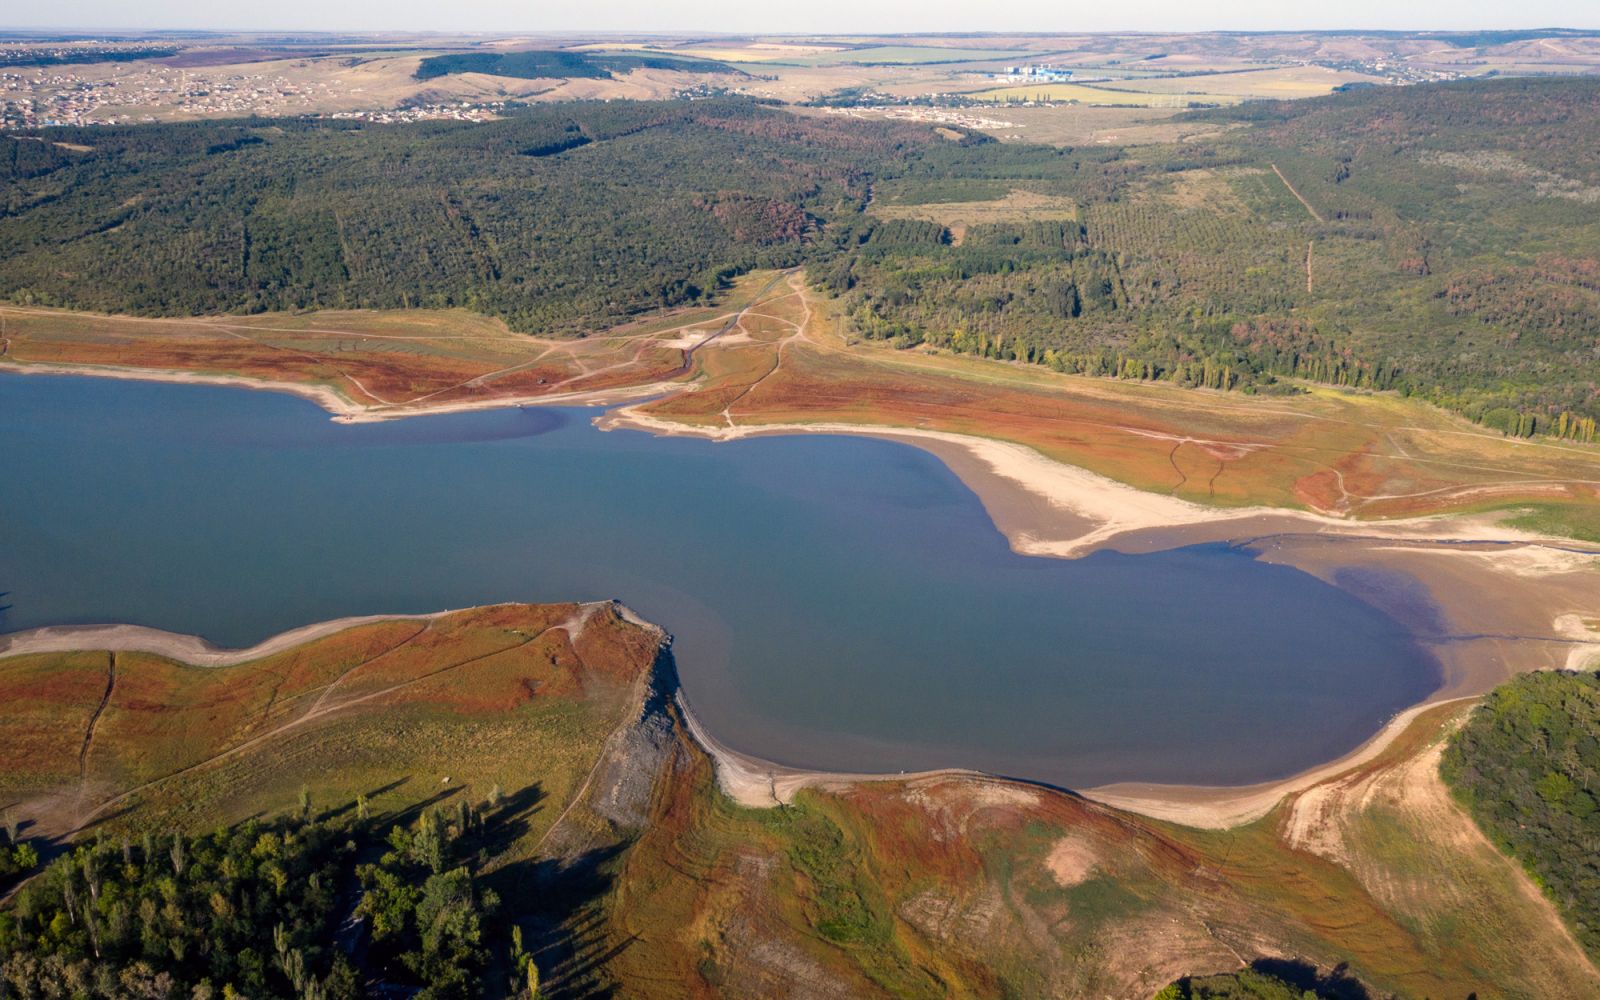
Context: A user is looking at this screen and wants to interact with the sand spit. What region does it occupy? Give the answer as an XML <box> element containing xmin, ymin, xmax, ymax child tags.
<box><xmin>8</xmin><ymin>363</ymin><xmax>1600</xmax><ymax>829</ymax></box>
<box><xmin>0</xmin><ymin>359</ymin><xmax>681</xmax><ymax>423</ymax></box>
<box><xmin>0</xmin><ymin>601</ymin><xmax>629</xmax><ymax>668</ymax></box>
<box><xmin>0</xmin><ymin>612</ymin><xmax>455</xmax><ymax>666</ymax></box>
<box><xmin>598</xmin><ymin>405</ymin><xmax>1573</xmax><ymax>557</ymax></box>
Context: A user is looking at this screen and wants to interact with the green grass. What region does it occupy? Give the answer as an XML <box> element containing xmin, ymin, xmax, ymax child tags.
<box><xmin>1504</xmin><ymin>500</ymin><xmax>1600</xmax><ymax>542</ymax></box>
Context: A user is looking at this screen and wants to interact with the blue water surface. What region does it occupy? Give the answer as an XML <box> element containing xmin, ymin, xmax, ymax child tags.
<box><xmin>0</xmin><ymin>374</ymin><xmax>1440</xmax><ymax>787</ymax></box>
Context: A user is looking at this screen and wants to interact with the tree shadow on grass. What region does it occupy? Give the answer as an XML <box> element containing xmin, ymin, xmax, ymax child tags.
<box><xmin>504</xmin><ymin>842</ymin><xmax>632</xmax><ymax>1000</ymax></box>
<box><xmin>447</xmin><ymin>774</ymin><xmax>646</xmax><ymax>999</ymax></box>
<box><xmin>1249</xmin><ymin>958</ymin><xmax>1377</xmax><ymax>1000</ymax></box>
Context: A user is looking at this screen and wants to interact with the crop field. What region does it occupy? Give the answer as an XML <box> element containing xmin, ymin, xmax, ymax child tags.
<box><xmin>768</xmin><ymin>45</ymin><xmax>1026</xmax><ymax>66</ymax></box>
<box><xmin>959</xmin><ymin>103</ymin><xmax>1238</xmax><ymax>145</ymax></box>
<box><xmin>627</xmin><ymin>43</ymin><xmax>853</xmax><ymax>63</ymax></box>
<box><xmin>1095</xmin><ymin>65</ymin><xmax>1382</xmax><ymax>99</ymax></box>
<box><xmin>969</xmin><ymin>81</ymin><xmax>1246</xmax><ymax>106</ymax></box>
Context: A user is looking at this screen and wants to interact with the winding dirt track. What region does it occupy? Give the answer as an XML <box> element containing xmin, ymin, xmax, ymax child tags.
<box><xmin>52</xmin><ymin>608</ymin><xmax>592</xmax><ymax>836</ymax></box>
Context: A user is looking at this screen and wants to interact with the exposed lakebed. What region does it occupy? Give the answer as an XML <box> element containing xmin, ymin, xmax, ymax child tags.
<box><xmin>1</xmin><ymin>374</ymin><xmax>1440</xmax><ymax>787</ymax></box>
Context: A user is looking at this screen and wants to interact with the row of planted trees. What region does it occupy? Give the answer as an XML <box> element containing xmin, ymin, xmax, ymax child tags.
<box><xmin>0</xmin><ymin>788</ymin><xmax>547</xmax><ymax>1000</ymax></box>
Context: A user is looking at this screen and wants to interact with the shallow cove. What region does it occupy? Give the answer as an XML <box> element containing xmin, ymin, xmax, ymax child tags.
<box><xmin>0</xmin><ymin>374</ymin><xmax>1440</xmax><ymax>788</ymax></box>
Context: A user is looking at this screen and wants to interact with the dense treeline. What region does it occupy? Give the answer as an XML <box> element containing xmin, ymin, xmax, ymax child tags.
<box><xmin>0</xmin><ymin>100</ymin><xmax>925</xmax><ymax>335</ymax></box>
<box><xmin>2</xmin><ymin>80</ymin><xmax>1598</xmax><ymax>436</ymax></box>
<box><xmin>0</xmin><ymin>814</ymin><xmax>39</xmax><ymax>893</ymax></box>
<box><xmin>0</xmin><ymin>47</ymin><xmax>179</xmax><ymax>68</ymax></box>
<box><xmin>0</xmin><ymin>792</ymin><xmax>521</xmax><ymax>999</ymax></box>
<box><xmin>413</xmin><ymin>50</ymin><xmax>737</xmax><ymax>81</ymax></box>
<box><xmin>830</xmin><ymin>78</ymin><xmax>1600</xmax><ymax>433</ymax></box>
<box><xmin>1441</xmin><ymin>670</ymin><xmax>1600</xmax><ymax>959</ymax></box>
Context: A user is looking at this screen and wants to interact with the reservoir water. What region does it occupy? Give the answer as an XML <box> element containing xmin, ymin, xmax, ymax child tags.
<box><xmin>0</xmin><ymin>374</ymin><xmax>1440</xmax><ymax>788</ymax></box>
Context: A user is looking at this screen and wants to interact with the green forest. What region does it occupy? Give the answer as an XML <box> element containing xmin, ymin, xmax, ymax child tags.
<box><xmin>0</xmin><ymin>791</ymin><xmax>533</xmax><ymax>999</ymax></box>
<box><xmin>830</xmin><ymin>78</ymin><xmax>1600</xmax><ymax>437</ymax></box>
<box><xmin>2</xmin><ymin>79</ymin><xmax>1598</xmax><ymax>437</ymax></box>
<box><xmin>1441</xmin><ymin>669</ymin><xmax>1600</xmax><ymax>960</ymax></box>
<box><xmin>0</xmin><ymin>101</ymin><xmax>921</xmax><ymax>334</ymax></box>
<box><xmin>413</xmin><ymin>50</ymin><xmax>738</xmax><ymax>81</ymax></box>
<box><xmin>0</xmin><ymin>46</ymin><xmax>180</xmax><ymax>68</ymax></box>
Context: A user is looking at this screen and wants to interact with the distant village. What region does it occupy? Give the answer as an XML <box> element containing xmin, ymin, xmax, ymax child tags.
<box><xmin>993</xmin><ymin>64</ymin><xmax>1076</xmax><ymax>83</ymax></box>
<box><xmin>0</xmin><ymin>63</ymin><xmax>506</xmax><ymax>129</ymax></box>
<box><xmin>1</xmin><ymin>67</ymin><xmax>334</xmax><ymax>128</ymax></box>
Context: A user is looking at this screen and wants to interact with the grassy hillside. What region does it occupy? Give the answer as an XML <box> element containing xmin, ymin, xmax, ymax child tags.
<box><xmin>0</xmin><ymin>603</ymin><xmax>662</xmax><ymax>845</ymax></box>
<box><xmin>0</xmin><ymin>602</ymin><xmax>669</xmax><ymax>996</ymax></box>
<box><xmin>2</xmin><ymin>613</ymin><xmax>1596</xmax><ymax>996</ymax></box>
<box><xmin>563</xmin><ymin>699</ymin><xmax>1598</xmax><ymax>998</ymax></box>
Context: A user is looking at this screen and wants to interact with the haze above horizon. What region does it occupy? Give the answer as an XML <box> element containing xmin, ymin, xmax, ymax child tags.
<box><xmin>7</xmin><ymin>0</ymin><xmax>1598</xmax><ymax>35</ymax></box>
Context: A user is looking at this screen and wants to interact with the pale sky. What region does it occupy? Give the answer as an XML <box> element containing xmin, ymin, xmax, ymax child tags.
<box><xmin>5</xmin><ymin>1</ymin><xmax>1598</xmax><ymax>35</ymax></box>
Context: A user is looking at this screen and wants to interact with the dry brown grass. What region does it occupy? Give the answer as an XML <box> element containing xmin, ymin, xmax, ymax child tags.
<box><xmin>0</xmin><ymin>603</ymin><xmax>657</xmax><ymax>844</ymax></box>
<box><xmin>870</xmin><ymin>188</ymin><xmax>1078</xmax><ymax>244</ymax></box>
<box><xmin>0</xmin><ymin>270</ymin><xmax>779</xmax><ymax>412</ymax></box>
<box><xmin>580</xmin><ymin>699</ymin><xmax>1598</xmax><ymax>998</ymax></box>
<box><xmin>639</xmin><ymin>291</ymin><xmax>1600</xmax><ymax>520</ymax></box>
<box><xmin>9</xmin><ymin>272</ymin><xmax>1599</xmax><ymax>522</ymax></box>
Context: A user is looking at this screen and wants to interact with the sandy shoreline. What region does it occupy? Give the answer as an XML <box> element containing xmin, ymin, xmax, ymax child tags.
<box><xmin>0</xmin><ymin>602</ymin><xmax>1567</xmax><ymax>832</ymax></box>
<box><xmin>596</xmin><ymin>405</ymin><xmax>1577</xmax><ymax>557</ymax></box>
<box><xmin>0</xmin><ymin>611</ymin><xmax>460</xmax><ymax>666</ymax></box>
<box><xmin>601</xmin><ymin>405</ymin><xmax>1600</xmax><ymax>825</ymax></box>
<box><xmin>680</xmin><ymin>680</ymin><xmax>1480</xmax><ymax>826</ymax></box>
<box><xmin>0</xmin><ymin>359</ymin><xmax>681</xmax><ymax>423</ymax></box>
<box><xmin>6</xmin><ymin>361</ymin><xmax>1599</xmax><ymax>829</ymax></box>
<box><xmin>1083</xmin><ymin>697</ymin><xmax>1479</xmax><ymax>827</ymax></box>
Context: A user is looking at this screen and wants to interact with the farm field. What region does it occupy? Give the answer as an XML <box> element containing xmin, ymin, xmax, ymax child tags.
<box><xmin>968</xmin><ymin>82</ymin><xmax>1246</xmax><ymax>107</ymax></box>
<box><xmin>1093</xmin><ymin>65</ymin><xmax>1383</xmax><ymax>98</ymax></box>
<box><xmin>8</xmin><ymin>28</ymin><xmax>1600</xmax><ymax>128</ymax></box>
<box><xmin>758</xmin><ymin>45</ymin><xmax>1026</xmax><ymax>66</ymax></box>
